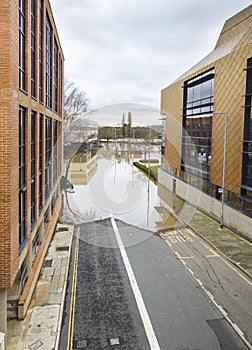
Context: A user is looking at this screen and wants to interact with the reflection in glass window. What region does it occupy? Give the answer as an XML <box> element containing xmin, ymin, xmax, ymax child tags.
<box><xmin>242</xmin><ymin>57</ymin><xmax>252</xmax><ymax>196</ymax></box>
<box><xmin>39</xmin><ymin>0</ymin><xmax>43</xmax><ymax>102</ymax></box>
<box><xmin>46</xmin><ymin>13</ymin><xmax>52</xmax><ymax>108</ymax></box>
<box><xmin>19</xmin><ymin>107</ymin><xmax>26</xmax><ymax>247</ymax></box>
<box><xmin>19</xmin><ymin>0</ymin><xmax>26</xmax><ymax>91</ymax></box>
<box><xmin>39</xmin><ymin>114</ymin><xmax>43</xmax><ymax>211</ymax></box>
<box><xmin>54</xmin><ymin>40</ymin><xmax>58</xmax><ymax>112</ymax></box>
<box><xmin>31</xmin><ymin>0</ymin><xmax>36</xmax><ymax>97</ymax></box>
<box><xmin>182</xmin><ymin>69</ymin><xmax>214</xmax><ymax>182</ymax></box>
<box><xmin>31</xmin><ymin>112</ymin><xmax>36</xmax><ymax>226</ymax></box>
<box><xmin>45</xmin><ymin>117</ymin><xmax>52</xmax><ymax>200</ymax></box>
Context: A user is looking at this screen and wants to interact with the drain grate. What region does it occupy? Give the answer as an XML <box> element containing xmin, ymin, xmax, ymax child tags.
<box><xmin>43</xmin><ymin>259</ymin><xmax>53</xmax><ymax>267</ymax></box>
<box><xmin>56</xmin><ymin>246</ymin><xmax>69</xmax><ymax>251</ymax></box>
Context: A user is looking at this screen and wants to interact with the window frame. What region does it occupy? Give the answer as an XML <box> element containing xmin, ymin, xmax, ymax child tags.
<box><xmin>181</xmin><ymin>69</ymin><xmax>215</xmax><ymax>182</ymax></box>
<box><xmin>19</xmin><ymin>107</ymin><xmax>27</xmax><ymax>249</ymax></box>
<box><xmin>45</xmin><ymin>13</ymin><xmax>52</xmax><ymax>108</ymax></box>
<box><xmin>19</xmin><ymin>0</ymin><xmax>26</xmax><ymax>91</ymax></box>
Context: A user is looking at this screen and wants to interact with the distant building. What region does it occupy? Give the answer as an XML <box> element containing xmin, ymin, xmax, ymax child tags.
<box><xmin>160</xmin><ymin>5</ymin><xmax>252</xmax><ymax>238</ymax></box>
<box><xmin>0</xmin><ymin>0</ymin><xmax>64</xmax><ymax>335</ymax></box>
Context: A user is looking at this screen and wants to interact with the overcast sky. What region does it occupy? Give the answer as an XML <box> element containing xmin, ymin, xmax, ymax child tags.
<box><xmin>50</xmin><ymin>0</ymin><xmax>251</xmax><ymax>125</ymax></box>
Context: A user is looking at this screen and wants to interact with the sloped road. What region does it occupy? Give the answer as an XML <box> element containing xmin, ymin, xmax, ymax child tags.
<box><xmin>62</xmin><ymin>219</ymin><xmax>250</xmax><ymax>350</ymax></box>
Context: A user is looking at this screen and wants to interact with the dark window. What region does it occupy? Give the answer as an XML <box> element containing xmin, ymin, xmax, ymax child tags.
<box><xmin>46</xmin><ymin>13</ymin><xmax>52</xmax><ymax>108</ymax></box>
<box><xmin>242</xmin><ymin>57</ymin><xmax>252</xmax><ymax>202</ymax></box>
<box><xmin>45</xmin><ymin>117</ymin><xmax>52</xmax><ymax>199</ymax></box>
<box><xmin>181</xmin><ymin>69</ymin><xmax>214</xmax><ymax>183</ymax></box>
<box><xmin>18</xmin><ymin>262</ymin><xmax>28</xmax><ymax>295</ymax></box>
<box><xmin>31</xmin><ymin>0</ymin><xmax>36</xmax><ymax>97</ymax></box>
<box><xmin>19</xmin><ymin>0</ymin><xmax>26</xmax><ymax>91</ymax></box>
<box><xmin>51</xmin><ymin>186</ymin><xmax>58</xmax><ymax>212</ymax></box>
<box><xmin>54</xmin><ymin>40</ymin><xmax>58</xmax><ymax>112</ymax></box>
<box><xmin>39</xmin><ymin>114</ymin><xmax>43</xmax><ymax>210</ymax></box>
<box><xmin>31</xmin><ymin>112</ymin><xmax>36</xmax><ymax>226</ymax></box>
<box><xmin>58</xmin><ymin>122</ymin><xmax>62</xmax><ymax>175</ymax></box>
<box><xmin>32</xmin><ymin>230</ymin><xmax>40</xmax><ymax>263</ymax></box>
<box><xmin>44</xmin><ymin>208</ymin><xmax>49</xmax><ymax>230</ymax></box>
<box><xmin>58</xmin><ymin>57</ymin><xmax>63</xmax><ymax>116</ymax></box>
<box><xmin>53</xmin><ymin>120</ymin><xmax>58</xmax><ymax>184</ymax></box>
<box><xmin>39</xmin><ymin>0</ymin><xmax>43</xmax><ymax>102</ymax></box>
<box><xmin>19</xmin><ymin>107</ymin><xmax>26</xmax><ymax>247</ymax></box>
<box><xmin>19</xmin><ymin>192</ymin><xmax>26</xmax><ymax>249</ymax></box>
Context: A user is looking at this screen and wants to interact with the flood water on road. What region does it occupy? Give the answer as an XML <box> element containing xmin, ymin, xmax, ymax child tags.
<box><xmin>63</xmin><ymin>147</ymin><xmax>162</xmax><ymax>232</ymax></box>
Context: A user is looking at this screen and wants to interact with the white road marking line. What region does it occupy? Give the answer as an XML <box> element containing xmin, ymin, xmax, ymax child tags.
<box><xmin>110</xmin><ymin>216</ymin><xmax>161</xmax><ymax>350</ymax></box>
<box><xmin>162</xmin><ymin>226</ymin><xmax>252</xmax><ymax>350</ymax></box>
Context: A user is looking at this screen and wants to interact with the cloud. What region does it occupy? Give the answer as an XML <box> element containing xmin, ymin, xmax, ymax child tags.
<box><xmin>50</xmin><ymin>0</ymin><xmax>251</xmax><ymax>116</ymax></box>
<box><xmin>85</xmin><ymin>103</ymin><xmax>160</xmax><ymax>126</ymax></box>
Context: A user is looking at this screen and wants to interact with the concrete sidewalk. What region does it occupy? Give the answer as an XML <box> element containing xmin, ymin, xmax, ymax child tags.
<box><xmin>180</xmin><ymin>204</ymin><xmax>252</xmax><ymax>278</ymax></box>
<box><xmin>7</xmin><ymin>224</ymin><xmax>74</xmax><ymax>350</ymax></box>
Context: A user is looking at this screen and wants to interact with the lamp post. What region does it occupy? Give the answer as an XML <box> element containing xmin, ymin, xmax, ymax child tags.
<box><xmin>214</xmin><ymin>112</ymin><xmax>228</xmax><ymax>229</ymax></box>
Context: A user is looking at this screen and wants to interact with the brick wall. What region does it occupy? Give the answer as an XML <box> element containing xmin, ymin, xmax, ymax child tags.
<box><xmin>0</xmin><ymin>0</ymin><xmax>19</xmax><ymax>289</ymax></box>
<box><xmin>0</xmin><ymin>0</ymin><xmax>64</xmax><ymax>295</ymax></box>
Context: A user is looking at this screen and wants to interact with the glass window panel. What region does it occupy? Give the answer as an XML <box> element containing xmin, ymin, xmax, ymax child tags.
<box><xmin>187</xmin><ymin>88</ymin><xmax>193</xmax><ymax>102</ymax></box>
<box><xmin>193</xmin><ymin>84</ymin><xmax>201</xmax><ymax>100</ymax></box>
<box><xmin>201</xmin><ymin>79</ymin><xmax>213</xmax><ymax>99</ymax></box>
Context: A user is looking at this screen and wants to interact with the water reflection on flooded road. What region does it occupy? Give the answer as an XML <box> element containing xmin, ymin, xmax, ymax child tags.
<box><xmin>62</xmin><ymin>142</ymin><xmax>182</xmax><ymax>232</ymax></box>
<box><xmin>64</xmin><ymin>157</ymin><xmax>158</xmax><ymax>230</ymax></box>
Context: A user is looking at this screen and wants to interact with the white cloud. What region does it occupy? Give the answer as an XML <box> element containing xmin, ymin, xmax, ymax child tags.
<box><xmin>50</xmin><ymin>0</ymin><xmax>251</xmax><ymax>124</ymax></box>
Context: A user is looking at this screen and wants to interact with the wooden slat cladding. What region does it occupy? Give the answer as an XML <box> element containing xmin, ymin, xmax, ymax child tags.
<box><xmin>161</xmin><ymin>5</ymin><xmax>252</xmax><ymax>196</ymax></box>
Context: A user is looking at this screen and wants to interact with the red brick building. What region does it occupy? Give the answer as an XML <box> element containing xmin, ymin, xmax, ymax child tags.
<box><xmin>0</xmin><ymin>0</ymin><xmax>64</xmax><ymax>335</ymax></box>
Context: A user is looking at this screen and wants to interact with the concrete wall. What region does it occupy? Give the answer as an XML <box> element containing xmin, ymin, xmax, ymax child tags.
<box><xmin>159</xmin><ymin>168</ymin><xmax>252</xmax><ymax>241</ymax></box>
<box><xmin>0</xmin><ymin>291</ymin><xmax>7</xmax><ymax>335</ymax></box>
<box><xmin>0</xmin><ymin>333</ymin><xmax>5</xmax><ymax>350</ymax></box>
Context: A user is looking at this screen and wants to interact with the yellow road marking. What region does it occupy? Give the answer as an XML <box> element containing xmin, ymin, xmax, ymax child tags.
<box><xmin>205</xmin><ymin>248</ymin><xmax>252</xmax><ymax>286</ymax></box>
<box><xmin>165</xmin><ymin>240</ymin><xmax>171</xmax><ymax>247</ymax></box>
<box><xmin>68</xmin><ymin>227</ymin><xmax>80</xmax><ymax>350</ymax></box>
<box><xmin>201</xmin><ymin>242</ymin><xmax>211</xmax><ymax>249</ymax></box>
<box><xmin>175</xmin><ymin>252</ymin><xmax>194</xmax><ymax>260</ymax></box>
<box><xmin>217</xmin><ymin>254</ymin><xmax>252</xmax><ymax>286</ymax></box>
<box><xmin>164</xmin><ymin>230</ymin><xmax>176</xmax><ymax>236</ymax></box>
<box><xmin>166</xmin><ymin>229</ymin><xmax>252</xmax><ymax>286</ymax></box>
<box><xmin>185</xmin><ymin>228</ymin><xmax>195</xmax><ymax>237</ymax></box>
<box><xmin>209</xmin><ymin>249</ymin><xmax>218</xmax><ymax>256</ymax></box>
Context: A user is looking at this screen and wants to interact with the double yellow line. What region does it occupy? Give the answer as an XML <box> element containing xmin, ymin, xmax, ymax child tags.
<box><xmin>68</xmin><ymin>227</ymin><xmax>80</xmax><ymax>350</ymax></box>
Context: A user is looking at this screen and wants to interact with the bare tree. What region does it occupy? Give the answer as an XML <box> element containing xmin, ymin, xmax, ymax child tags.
<box><xmin>64</xmin><ymin>79</ymin><xmax>90</xmax><ymax>144</ymax></box>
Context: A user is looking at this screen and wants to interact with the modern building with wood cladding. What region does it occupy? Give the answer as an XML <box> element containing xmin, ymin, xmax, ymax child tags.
<box><xmin>159</xmin><ymin>5</ymin><xmax>252</xmax><ymax>238</ymax></box>
<box><xmin>0</xmin><ymin>0</ymin><xmax>64</xmax><ymax>334</ymax></box>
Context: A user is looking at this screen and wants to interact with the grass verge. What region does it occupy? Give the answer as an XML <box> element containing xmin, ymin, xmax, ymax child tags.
<box><xmin>133</xmin><ymin>162</ymin><xmax>160</xmax><ymax>181</ymax></box>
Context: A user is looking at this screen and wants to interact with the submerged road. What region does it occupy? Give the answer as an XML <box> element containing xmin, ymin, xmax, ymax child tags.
<box><xmin>60</xmin><ymin>218</ymin><xmax>251</xmax><ymax>350</ymax></box>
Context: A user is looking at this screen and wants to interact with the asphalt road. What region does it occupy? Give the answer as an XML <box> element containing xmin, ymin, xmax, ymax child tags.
<box><xmin>61</xmin><ymin>219</ymin><xmax>251</xmax><ymax>350</ymax></box>
<box><xmin>160</xmin><ymin>228</ymin><xmax>252</xmax><ymax>345</ymax></box>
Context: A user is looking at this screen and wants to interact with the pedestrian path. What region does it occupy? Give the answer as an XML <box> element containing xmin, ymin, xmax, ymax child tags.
<box><xmin>178</xmin><ymin>203</ymin><xmax>252</xmax><ymax>277</ymax></box>
<box><xmin>7</xmin><ymin>224</ymin><xmax>73</xmax><ymax>350</ymax></box>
